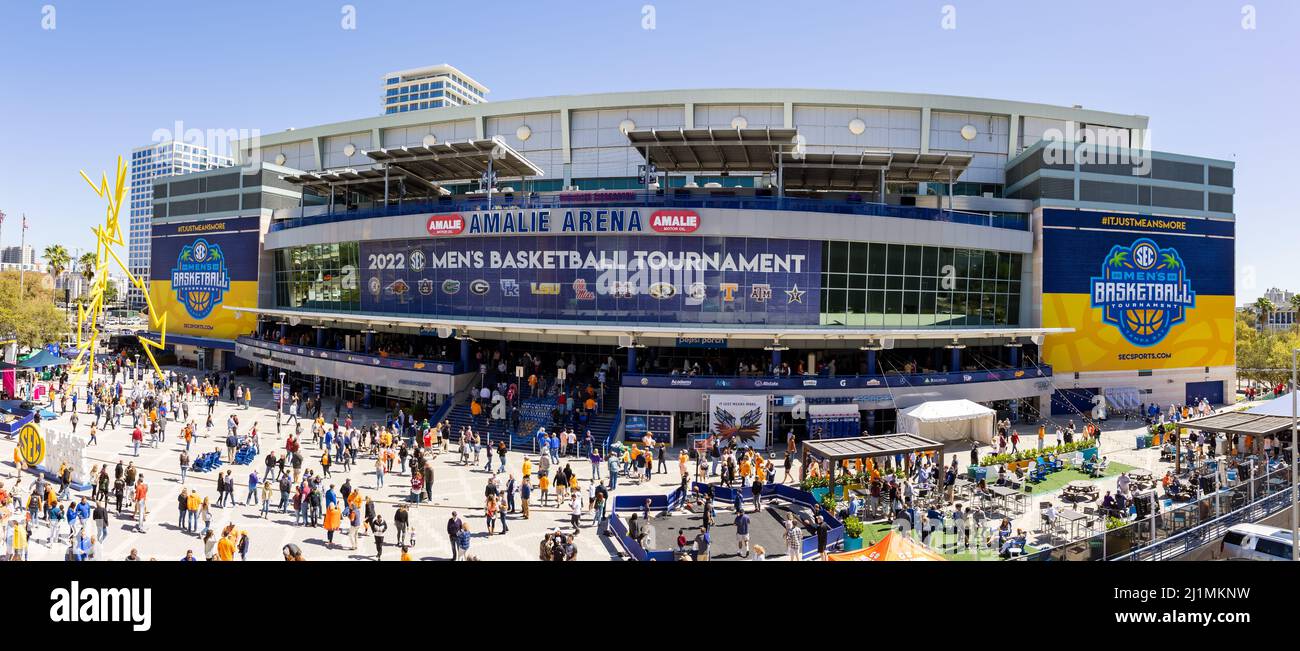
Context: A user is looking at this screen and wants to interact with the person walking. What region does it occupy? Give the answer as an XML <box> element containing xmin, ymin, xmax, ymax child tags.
<box><xmin>372</xmin><ymin>514</ymin><xmax>388</xmax><ymax>560</ymax></box>
<box><xmin>446</xmin><ymin>512</ymin><xmax>463</xmax><ymax>560</ymax></box>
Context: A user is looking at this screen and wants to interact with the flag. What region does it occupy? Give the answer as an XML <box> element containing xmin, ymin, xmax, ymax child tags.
<box><xmin>22</xmin><ymin>214</ymin><xmax>28</xmax><ymax>230</ymax></box>
<box><xmin>0</xmin><ymin>210</ymin><xmax>6</xmax><ymax>224</ymax></box>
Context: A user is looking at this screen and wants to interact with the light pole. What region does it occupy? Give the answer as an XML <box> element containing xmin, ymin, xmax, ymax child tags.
<box><xmin>278</xmin><ymin>371</ymin><xmax>286</xmax><ymax>435</ymax></box>
<box><xmin>133</xmin><ymin>354</ymin><xmax>139</xmax><ymax>385</ymax></box>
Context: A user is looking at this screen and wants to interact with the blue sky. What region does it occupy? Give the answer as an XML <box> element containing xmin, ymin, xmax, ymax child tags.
<box><xmin>0</xmin><ymin>0</ymin><xmax>1294</xmax><ymax>301</ymax></box>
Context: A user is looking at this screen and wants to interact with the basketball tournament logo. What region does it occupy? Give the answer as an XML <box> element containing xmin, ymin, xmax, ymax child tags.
<box><xmin>1090</xmin><ymin>238</ymin><xmax>1196</xmax><ymax>346</ymax></box>
<box><xmin>171</xmin><ymin>238</ymin><xmax>231</xmax><ymax>319</ymax></box>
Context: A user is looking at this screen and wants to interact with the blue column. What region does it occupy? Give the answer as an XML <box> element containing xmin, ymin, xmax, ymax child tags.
<box><xmin>364</xmin><ymin>330</ymin><xmax>374</xmax><ymax>353</ymax></box>
<box><xmin>865</xmin><ymin>410</ymin><xmax>876</xmax><ymax>435</ymax></box>
<box><xmin>1008</xmin><ymin>345</ymin><xmax>1020</xmax><ymax>368</ymax></box>
<box><xmin>950</xmin><ymin>346</ymin><xmax>962</xmax><ymax>373</ymax></box>
<box><xmin>865</xmin><ymin>350</ymin><xmax>877</xmax><ymax>376</ymax></box>
<box><xmin>278</xmin><ymin>323</ymin><xmax>287</xmax><ymax>341</ymax></box>
<box><xmin>770</xmin><ymin>348</ymin><xmax>781</xmax><ymax>373</ymax></box>
<box><xmin>627</xmin><ymin>346</ymin><xmax>637</xmax><ymax>373</ymax></box>
<box><xmin>459</xmin><ymin>336</ymin><xmax>471</xmax><ymax>371</ymax></box>
<box><xmin>315</xmin><ymin>327</ymin><xmax>325</xmax><ymax>349</ymax></box>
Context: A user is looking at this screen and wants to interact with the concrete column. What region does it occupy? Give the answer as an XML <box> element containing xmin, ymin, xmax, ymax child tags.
<box><xmin>627</xmin><ymin>347</ymin><xmax>637</xmax><ymax>373</ymax></box>
<box><xmin>315</xmin><ymin>327</ymin><xmax>325</xmax><ymax>349</ymax></box>
<box><xmin>865</xmin><ymin>410</ymin><xmax>876</xmax><ymax>435</ymax></box>
<box><xmin>866</xmin><ymin>350</ymin><xmax>877</xmax><ymax>375</ymax></box>
<box><xmin>460</xmin><ymin>336</ymin><xmax>471</xmax><ymax>370</ymax></box>
<box><xmin>770</xmin><ymin>348</ymin><xmax>781</xmax><ymax>373</ymax></box>
<box><xmin>807</xmin><ymin>353</ymin><xmax>816</xmax><ymax>375</ymax></box>
<box><xmin>1009</xmin><ymin>345</ymin><xmax>1020</xmax><ymax>368</ymax></box>
<box><xmin>278</xmin><ymin>323</ymin><xmax>287</xmax><ymax>341</ymax></box>
<box><xmin>364</xmin><ymin>330</ymin><xmax>374</xmax><ymax>354</ymax></box>
<box><xmin>950</xmin><ymin>347</ymin><xmax>962</xmax><ymax>373</ymax></box>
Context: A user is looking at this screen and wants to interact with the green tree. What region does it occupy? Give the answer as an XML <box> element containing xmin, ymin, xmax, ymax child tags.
<box><xmin>1252</xmin><ymin>296</ymin><xmax>1275</xmax><ymax>329</ymax></box>
<box><xmin>78</xmin><ymin>251</ymin><xmax>97</xmax><ymax>285</ymax></box>
<box><xmin>43</xmin><ymin>244</ymin><xmax>70</xmax><ymax>280</ymax></box>
<box><xmin>0</xmin><ymin>270</ymin><xmax>69</xmax><ymax>349</ymax></box>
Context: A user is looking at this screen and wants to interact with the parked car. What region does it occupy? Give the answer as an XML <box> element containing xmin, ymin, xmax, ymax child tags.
<box><xmin>1220</xmin><ymin>523</ymin><xmax>1294</xmax><ymax>561</ymax></box>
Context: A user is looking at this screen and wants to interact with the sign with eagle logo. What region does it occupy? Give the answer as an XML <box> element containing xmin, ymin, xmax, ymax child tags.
<box><xmin>171</xmin><ymin>238</ymin><xmax>231</xmax><ymax>319</ymax></box>
<box><xmin>708</xmin><ymin>394</ymin><xmax>768</xmax><ymax>446</ymax></box>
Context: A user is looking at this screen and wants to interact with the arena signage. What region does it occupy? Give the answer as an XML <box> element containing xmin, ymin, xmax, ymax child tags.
<box><xmin>426</xmin><ymin>214</ymin><xmax>466</xmax><ymax>236</ymax></box>
<box><xmin>1089</xmin><ymin>238</ymin><xmax>1195</xmax><ymax>346</ymax></box>
<box><xmin>170</xmin><ymin>238</ymin><xmax>231</xmax><ymax>320</ymax></box>
<box><xmin>649</xmin><ymin>210</ymin><xmax>700</xmax><ymax>233</ymax></box>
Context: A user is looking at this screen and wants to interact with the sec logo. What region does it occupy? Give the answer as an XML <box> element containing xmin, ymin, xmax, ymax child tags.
<box><xmin>17</xmin><ymin>423</ymin><xmax>45</xmax><ymax>466</ymax></box>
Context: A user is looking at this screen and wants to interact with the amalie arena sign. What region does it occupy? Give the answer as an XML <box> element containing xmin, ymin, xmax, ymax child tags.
<box><xmin>425</xmin><ymin>208</ymin><xmax>700</xmax><ymax>237</ymax></box>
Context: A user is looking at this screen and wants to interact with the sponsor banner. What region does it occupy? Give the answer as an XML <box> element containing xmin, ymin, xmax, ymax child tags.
<box><xmin>360</xmin><ymin>234</ymin><xmax>821</xmax><ymax>325</ymax></box>
<box><xmin>627</xmin><ymin>367</ymin><xmax>1048</xmax><ymax>391</ymax></box>
<box><xmin>422</xmin><ymin>207</ymin><xmax>700</xmax><ymax>237</ymax></box>
<box><xmin>149</xmin><ymin>215</ymin><xmax>261</xmax><ymax>281</ymax></box>
<box><xmin>1040</xmin><ymin>209</ymin><xmax>1234</xmax><ymax>373</ymax></box>
<box><xmin>708</xmin><ymin>394</ymin><xmax>768</xmax><ymax>446</ymax></box>
<box><xmin>674</xmin><ymin>337</ymin><xmax>728</xmax><ymax>349</ymax></box>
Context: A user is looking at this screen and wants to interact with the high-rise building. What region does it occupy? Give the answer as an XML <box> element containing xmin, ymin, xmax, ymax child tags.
<box><xmin>382</xmin><ymin>64</ymin><xmax>488</xmax><ymax>115</ymax></box>
<box><xmin>0</xmin><ymin>244</ymin><xmax>36</xmax><ymax>266</ymax></box>
<box><xmin>127</xmin><ymin>140</ymin><xmax>232</xmax><ymax>309</ymax></box>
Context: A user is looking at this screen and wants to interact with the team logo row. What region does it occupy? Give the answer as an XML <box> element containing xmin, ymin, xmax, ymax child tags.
<box><xmin>367</xmin><ymin>277</ymin><xmax>807</xmax><ymax>303</ymax></box>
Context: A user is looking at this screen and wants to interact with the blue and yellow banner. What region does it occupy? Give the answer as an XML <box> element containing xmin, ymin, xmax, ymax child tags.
<box><xmin>149</xmin><ymin>216</ymin><xmax>261</xmax><ymax>341</ymax></box>
<box><xmin>1040</xmin><ymin>209</ymin><xmax>1234</xmax><ymax>373</ymax></box>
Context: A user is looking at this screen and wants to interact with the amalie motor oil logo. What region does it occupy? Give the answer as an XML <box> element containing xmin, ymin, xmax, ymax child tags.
<box><xmin>649</xmin><ymin>209</ymin><xmax>700</xmax><ymax>233</ymax></box>
<box><xmin>426</xmin><ymin>213</ymin><xmax>466</xmax><ymax>236</ymax></box>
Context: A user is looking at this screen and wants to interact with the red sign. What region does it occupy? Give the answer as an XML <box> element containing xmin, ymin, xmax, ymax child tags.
<box><xmin>426</xmin><ymin>213</ymin><xmax>465</xmax><ymax>236</ymax></box>
<box><xmin>649</xmin><ymin>209</ymin><xmax>700</xmax><ymax>233</ymax></box>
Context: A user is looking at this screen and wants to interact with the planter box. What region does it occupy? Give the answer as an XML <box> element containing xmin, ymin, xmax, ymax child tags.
<box><xmin>843</xmin><ymin>536</ymin><xmax>864</xmax><ymax>551</ymax></box>
<box><xmin>968</xmin><ymin>466</ymin><xmax>987</xmax><ymax>481</ymax></box>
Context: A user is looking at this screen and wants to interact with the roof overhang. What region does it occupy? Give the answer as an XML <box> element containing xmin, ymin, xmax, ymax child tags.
<box><xmin>625</xmin><ymin>127</ymin><xmax>799</xmax><ymax>173</ymax></box>
<box><xmin>779</xmin><ymin>150</ymin><xmax>974</xmax><ymax>192</ymax></box>
<box><xmin>224</xmin><ymin>306</ymin><xmax>1070</xmax><ymax>344</ymax></box>
<box><xmin>282</xmin><ymin>168</ymin><xmax>449</xmax><ymax>199</ymax></box>
<box><xmin>366</xmin><ymin>136</ymin><xmax>543</xmax><ymax>182</ymax></box>
<box><xmin>802</xmin><ymin>434</ymin><xmax>946</xmax><ymax>461</ymax></box>
<box><xmin>1177</xmin><ymin>412</ymin><xmax>1297</xmax><ymax>437</ymax></box>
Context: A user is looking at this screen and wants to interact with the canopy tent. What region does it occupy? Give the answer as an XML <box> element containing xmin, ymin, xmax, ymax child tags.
<box><xmin>808</xmin><ymin>403</ymin><xmax>862</xmax><ymax>439</ymax></box>
<box><xmin>827</xmin><ymin>531</ymin><xmax>946</xmax><ymax>561</ymax></box>
<box><xmin>18</xmin><ymin>350</ymin><xmax>72</xmax><ymax>369</ymax></box>
<box><xmin>897</xmin><ymin>399</ymin><xmax>996</xmax><ymax>444</ymax></box>
<box><xmin>1245</xmin><ymin>393</ymin><xmax>1299</xmax><ymax>417</ymax></box>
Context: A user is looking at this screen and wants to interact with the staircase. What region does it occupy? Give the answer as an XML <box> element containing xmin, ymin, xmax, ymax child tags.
<box><xmin>435</xmin><ymin>384</ymin><xmax>622</xmax><ymax>453</ymax></box>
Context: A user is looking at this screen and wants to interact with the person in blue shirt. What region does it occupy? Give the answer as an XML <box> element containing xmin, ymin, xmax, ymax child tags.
<box><xmin>734</xmin><ymin>511</ymin><xmax>751</xmax><ymax>557</ymax></box>
<box><xmin>181</xmin><ymin>550</ymin><xmax>197</xmax><ymax>561</ymax></box>
<box><xmin>246</xmin><ymin>471</ymin><xmax>260</xmax><ymax>505</ymax></box>
<box><xmin>325</xmin><ymin>485</ymin><xmax>338</xmax><ymax>509</ymax></box>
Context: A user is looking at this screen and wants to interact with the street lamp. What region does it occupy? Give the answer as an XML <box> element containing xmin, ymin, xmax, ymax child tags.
<box><xmin>278</xmin><ymin>370</ymin><xmax>286</xmax><ymax>435</ymax></box>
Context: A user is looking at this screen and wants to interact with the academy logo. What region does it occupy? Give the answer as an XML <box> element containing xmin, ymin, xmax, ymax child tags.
<box><xmin>500</xmin><ymin>279</ymin><xmax>520</xmax><ymax>297</ymax></box>
<box><xmin>1090</xmin><ymin>237</ymin><xmax>1196</xmax><ymax>347</ymax></box>
<box><xmin>417</xmin><ymin>278</ymin><xmax>434</xmax><ymax>296</ymax></box>
<box><xmin>170</xmin><ymin>238</ymin><xmax>231</xmax><ymax>319</ymax></box>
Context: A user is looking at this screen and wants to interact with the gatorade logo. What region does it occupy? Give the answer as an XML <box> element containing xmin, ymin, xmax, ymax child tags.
<box><xmin>649</xmin><ymin>210</ymin><xmax>700</xmax><ymax>233</ymax></box>
<box><xmin>18</xmin><ymin>423</ymin><xmax>45</xmax><ymax>466</ymax></box>
<box><xmin>426</xmin><ymin>214</ymin><xmax>466</xmax><ymax>236</ymax></box>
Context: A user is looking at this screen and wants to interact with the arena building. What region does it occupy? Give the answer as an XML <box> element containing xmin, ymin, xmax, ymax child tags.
<box><xmin>145</xmin><ymin>88</ymin><xmax>1235</xmax><ymax>448</ymax></box>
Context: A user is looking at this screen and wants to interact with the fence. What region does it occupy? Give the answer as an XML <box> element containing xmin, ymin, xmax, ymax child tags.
<box><xmin>1013</xmin><ymin>463</ymin><xmax>1294</xmax><ymax>561</ymax></box>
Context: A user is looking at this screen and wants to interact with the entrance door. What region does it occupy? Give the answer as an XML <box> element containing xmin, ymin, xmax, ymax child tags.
<box><xmin>1185</xmin><ymin>380</ymin><xmax>1224</xmax><ymax>406</ymax></box>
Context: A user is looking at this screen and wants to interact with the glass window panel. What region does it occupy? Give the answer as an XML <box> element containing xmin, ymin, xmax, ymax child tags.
<box><xmin>847</xmin><ymin>290</ymin><xmax>866</xmax><ymax>314</ymax></box>
<box><xmin>886</xmin><ymin>276</ymin><xmax>903</xmax><ymax>290</ymax></box>
<box><xmin>902</xmin><ymin>291</ymin><xmax>920</xmax><ymax>327</ymax></box>
<box><xmin>903</xmin><ymin>245</ymin><xmax>921</xmax><ymax>276</ymax></box>
<box><xmin>903</xmin><ymin>276</ymin><xmax>919</xmax><ymax>291</ymax></box>
<box><xmin>867</xmin><ymin>290</ymin><xmax>885</xmax><ymax>315</ymax></box>
<box><xmin>849</xmin><ymin>243</ymin><xmax>869</xmax><ymax>274</ymax></box>
<box><xmin>886</xmin><ymin>244</ymin><xmax>905</xmax><ymax>275</ymax></box>
<box><xmin>848</xmin><ymin>274</ymin><xmax>866</xmax><ymax>290</ymax></box>
<box><xmin>922</xmin><ymin>246</ymin><xmax>939</xmax><ymax>276</ymax></box>
<box><xmin>828</xmin><ymin>274</ymin><xmax>847</xmax><ymax>289</ymax></box>
<box><xmin>955</xmin><ymin>249</ymin><xmax>970</xmax><ymax>278</ymax></box>
<box><xmin>868</xmin><ymin>243</ymin><xmax>887</xmax><ymax>275</ymax></box>
<box><xmin>868</xmin><ymin>275</ymin><xmax>885</xmax><ymax>290</ymax></box>
<box><xmin>984</xmin><ymin>251</ymin><xmax>998</xmax><ymax>279</ymax></box>
<box><xmin>1010</xmin><ymin>254</ymin><xmax>1023</xmax><ymax>280</ymax></box>
<box><xmin>828</xmin><ymin>241</ymin><xmax>848</xmax><ymax>273</ymax></box>
<box><xmin>828</xmin><ymin>289</ymin><xmax>847</xmax><ymax>313</ymax></box>
<box><xmin>998</xmin><ymin>252</ymin><xmax>1013</xmax><ymax>280</ymax></box>
<box><xmin>921</xmin><ymin>277</ymin><xmax>937</xmax><ymax>291</ymax></box>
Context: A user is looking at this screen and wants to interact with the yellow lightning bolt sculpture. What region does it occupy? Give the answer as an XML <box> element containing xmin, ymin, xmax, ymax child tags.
<box><xmin>69</xmin><ymin>156</ymin><xmax>168</xmax><ymax>388</ymax></box>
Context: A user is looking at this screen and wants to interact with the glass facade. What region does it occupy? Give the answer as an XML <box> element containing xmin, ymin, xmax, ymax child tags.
<box><xmin>819</xmin><ymin>242</ymin><xmax>1021</xmax><ymax>327</ymax></box>
<box><xmin>273</xmin><ymin>242</ymin><xmax>361</xmax><ymax>311</ymax></box>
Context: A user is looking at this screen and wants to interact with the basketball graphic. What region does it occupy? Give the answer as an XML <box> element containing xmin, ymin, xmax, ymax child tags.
<box><xmin>1090</xmin><ymin>238</ymin><xmax>1195</xmax><ymax>347</ymax></box>
<box><xmin>171</xmin><ymin>238</ymin><xmax>230</xmax><ymax>320</ymax></box>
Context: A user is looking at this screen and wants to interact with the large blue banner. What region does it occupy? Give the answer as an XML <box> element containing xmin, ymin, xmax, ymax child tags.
<box><xmin>359</xmin><ymin>235</ymin><xmax>821</xmax><ymax>325</ymax></box>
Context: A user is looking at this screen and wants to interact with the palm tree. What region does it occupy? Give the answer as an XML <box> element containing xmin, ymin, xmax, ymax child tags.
<box><xmin>43</xmin><ymin>244</ymin><xmax>70</xmax><ymax>280</ymax></box>
<box><xmin>1253</xmin><ymin>296</ymin><xmax>1276</xmax><ymax>330</ymax></box>
<box><xmin>78</xmin><ymin>251</ymin><xmax>97</xmax><ymax>284</ymax></box>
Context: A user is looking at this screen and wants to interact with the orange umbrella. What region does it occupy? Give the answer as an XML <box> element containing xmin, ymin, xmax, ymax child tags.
<box><xmin>827</xmin><ymin>531</ymin><xmax>947</xmax><ymax>561</ymax></box>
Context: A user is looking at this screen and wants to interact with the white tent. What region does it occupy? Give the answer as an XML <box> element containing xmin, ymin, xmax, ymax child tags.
<box><xmin>1246</xmin><ymin>392</ymin><xmax>1298</xmax><ymax>417</ymax></box>
<box><xmin>897</xmin><ymin>399</ymin><xmax>996</xmax><ymax>444</ymax></box>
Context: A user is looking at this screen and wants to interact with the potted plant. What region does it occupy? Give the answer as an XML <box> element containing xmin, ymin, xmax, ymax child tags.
<box><xmin>843</xmin><ymin>516</ymin><xmax>865</xmax><ymax>551</ymax></box>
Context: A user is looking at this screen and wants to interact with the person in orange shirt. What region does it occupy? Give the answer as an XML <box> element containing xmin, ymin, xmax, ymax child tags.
<box><xmin>216</xmin><ymin>532</ymin><xmax>237</xmax><ymax>560</ymax></box>
<box><xmin>323</xmin><ymin>504</ymin><xmax>342</xmax><ymax>547</ymax></box>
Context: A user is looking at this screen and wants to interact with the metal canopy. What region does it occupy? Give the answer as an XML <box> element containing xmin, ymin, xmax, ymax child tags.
<box><xmin>282</xmin><ymin>168</ymin><xmax>449</xmax><ymax>199</ymax></box>
<box><xmin>365</xmin><ymin>136</ymin><xmax>544</xmax><ymax>183</ymax></box>
<box><xmin>625</xmin><ymin>127</ymin><xmax>799</xmax><ymax>172</ymax></box>
<box><xmin>802</xmin><ymin>434</ymin><xmax>946</xmax><ymax>461</ymax></box>
<box><xmin>1177</xmin><ymin>412</ymin><xmax>1296</xmax><ymax>437</ymax></box>
<box><xmin>779</xmin><ymin>150</ymin><xmax>974</xmax><ymax>192</ymax></box>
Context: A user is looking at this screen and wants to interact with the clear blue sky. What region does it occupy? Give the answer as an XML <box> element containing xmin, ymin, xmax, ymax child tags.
<box><xmin>0</xmin><ymin>0</ymin><xmax>1294</xmax><ymax>301</ymax></box>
